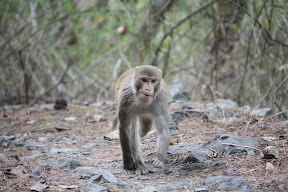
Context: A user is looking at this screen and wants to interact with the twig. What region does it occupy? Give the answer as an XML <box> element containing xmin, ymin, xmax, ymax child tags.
<box><xmin>151</xmin><ymin>0</ymin><xmax>219</xmax><ymax>66</ymax></box>
<box><xmin>30</xmin><ymin>61</ymin><xmax>72</xmax><ymax>105</ymax></box>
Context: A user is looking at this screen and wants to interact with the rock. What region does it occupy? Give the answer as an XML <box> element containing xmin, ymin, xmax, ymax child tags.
<box><xmin>30</xmin><ymin>182</ymin><xmax>49</xmax><ymax>191</ymax></box>
<box><xmin>70</xmin><ymin>167</ymin><xmax>97</xmax><ymax>179</ymax></box>
<box><xmin>265</xmin><ymin>178</ymin><xmax>278</xmax><ymax>184</ymax></box>
<box><xmin>139</xmin><ymin>186</ymin><xmax>158</xmax><ymax>192</ymax></box>
<box><xmin>250</xmin><ymin>108</ymin><xmax>272</xmax><ymax>117</ymax></box>
<box><xmin>157</xmin><ymin>182</ymin><xmax>191</xmax><ymax>191</ymax></box>
<box><xmin>78</xmin><ymin>183</ymin><xmax>107</xmax><ymax>192</ymax></box>
<box><xmin>239</xmin><ymin>105</ymin><xmax>251</xmax><ymax>113</ymax></box>
<box><xmin>93</xmin><ymin>114</ymin><xmax>106</xmax><ymax>122</ymax></box>
<box><xmin>3</xmin><ymin>104</ymin><xmax>26</xmax><ymax>110</ymax></box>
<box><xmin>55</xmin><ymin>125</ymin><xmax>71</xmax><ymax>132</ymax></box>
<box><xmin>204</xmin><ymin>176</ymin><xmax>249</xmax><ymax>191</ymax></box>
<box><xmin>70</xmin><ymin>167</ymin><xmax>119</xmax><ymax>184</ymax></box>
<box><xmin>202</xmin><ymin>134</ymin><xmax>259</xmax><ymax>157</ymax></box>
<box><xmin>182</xmin><ymin>108</ymin><xmax>207</xmax><ymax>118</ymax></box>
<box><xmin>194</xmin><ymin>188</ymin><xmax>209</xmax><ymax>192</ymax></box>
<box><xmin>170</xmin><ymin>111</ymin><xmax>184</xmax><ymax>122</ymax></box>
<box><xmin>31</xmin><ymin>161</ymin><xmax>54</xmax><ymax>175</ymax></box>
<box><xmin>50</xmin><ymin>148</ymin><xmax>77</xmax><ymax>153</ymax></box>
<box><xmin>64</xmin><ymin>116</ymin><xmax>77</xmax><ymax>121</ymax></box>
<box><xmin>182</xmin><ymin>147</ymin><xmax>213</xmax><ymax>163</ymax></box>
<box><xmin>248</xmin><ymin>123</ymin><xmax>266</xmax><ymax>130</ymax></box>
<box><xmin>214</xmin><ymin>98</ymin><xmax>239</xmax><ymax>108</ymax></box>
<box><xmin>169</xmin><ymin>122</ymin><xmax>179</xmax><ymax>135</ymax></box>
<box><xmin>272</xmin><ymin>120</ymin><xmax>288</xmax><ymax>126</ymax></box>
<box><xmin>168</xmin><ymin>143</ymin><xmax>199</xmax><ymax>155</ymax></box>
<box><xmin>0</xmin><ymin>153</ymin><xmax>8</xmax><ymax>163</ymax></box>
<box><xmin>224</xmin><ymin>167</ymin><xmax>246</xmax><ymax>175</ymax></box>
<box><xmin>55</xmin><ymin>157</ymin><xmax>81</xmax><ymax>169</ymax></box>
<box><xmin>168</xmin><ymin>80</ymin><xmax>190</xmax><ymax>101</ymax></box>
<box><xmin>88</xmin><ymin>170</ymin><xmax>119</xmax><ymax>183</ymax></box>
<box><xmin>207</xmin><ymin>106</ymin><xmax>238</xmax><ymax>118</ymax></box>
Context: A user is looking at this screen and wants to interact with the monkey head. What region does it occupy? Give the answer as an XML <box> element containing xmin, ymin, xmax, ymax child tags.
<box><xmin>132</xmin><ymin>65</ymin><xmax>162</xmax><ymax>105</ymax></box>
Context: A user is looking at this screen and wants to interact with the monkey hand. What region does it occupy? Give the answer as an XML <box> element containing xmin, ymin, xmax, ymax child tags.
<box><xmin>152</xmin><ymin>158</ymin><xmax>164</xmax><ymax>167</ymax></box>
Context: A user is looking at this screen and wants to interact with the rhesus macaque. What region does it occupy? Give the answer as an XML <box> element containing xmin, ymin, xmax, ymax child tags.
<box><xmin>114</xmin><ymin>65</ymin><xmax>170</xmax><ymax>174</ymax></box>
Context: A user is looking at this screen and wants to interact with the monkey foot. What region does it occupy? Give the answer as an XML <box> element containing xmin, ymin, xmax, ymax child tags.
<box><xmin>152</xmin><ymin>158</ymin><xmax>164</xmax><ymax>167</ymax></box>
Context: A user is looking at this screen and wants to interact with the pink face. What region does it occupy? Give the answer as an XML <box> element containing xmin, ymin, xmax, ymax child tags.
<box><xmin>138</xmin><ymin>77</ymin><xmax>158</xmax><ymax>104</ymax></box>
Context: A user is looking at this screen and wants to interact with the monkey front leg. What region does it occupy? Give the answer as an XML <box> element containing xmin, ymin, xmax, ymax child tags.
<box><xmin>153</xmin><ymin>115</ymin><xmax>170</xmax><ymax>167</ymax></box>
<box><xmin>118</xmin><ymin>120</ymin><xmax>136</xmax><ymax>172</ymax></box>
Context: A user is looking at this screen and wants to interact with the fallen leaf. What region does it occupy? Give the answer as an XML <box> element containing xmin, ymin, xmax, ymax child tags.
<box><xmin>265</xmin><ymin>162</ymin><xmax>274</xmax><ymax>170</ymax></box>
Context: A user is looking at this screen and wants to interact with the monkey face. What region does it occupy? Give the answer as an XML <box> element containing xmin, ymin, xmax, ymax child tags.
<box><xmin>137</xmin><ymin>77</ymin><xmax>159</xmax><ymax>104</ymax></box>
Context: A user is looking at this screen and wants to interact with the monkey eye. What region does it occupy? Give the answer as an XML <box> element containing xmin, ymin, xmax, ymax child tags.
<box><xmin>140</xmin><ymin>78</ymin><xmax>148</xmax><ymax>83</ymax></box>
<box><xmin>151</xmin><ymin>79</ymin><xmax>157</xmax><ymax>83</ymax></box>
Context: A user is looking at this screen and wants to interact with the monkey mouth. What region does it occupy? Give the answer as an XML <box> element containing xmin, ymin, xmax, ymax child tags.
<box><xmin>139</xmin><ymin>92</ymin><xmax>152</xmax><ymax>102</ymax></box>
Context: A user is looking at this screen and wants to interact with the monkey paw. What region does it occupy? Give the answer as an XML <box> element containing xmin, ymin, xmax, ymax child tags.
<box><xmin>135</xmin><ymin>164</ymin><xmax>149</xmax><ymax>175</ymax></box>
<box><xmin>152</xmin><ymin>158</ymin><xmax>164</xmax><ymax>168</ymax></box>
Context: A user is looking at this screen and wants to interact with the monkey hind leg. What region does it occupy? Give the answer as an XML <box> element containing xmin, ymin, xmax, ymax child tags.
<box><xmin>140</xmin><ymin>116</ymin><xmax>153</xmax><ymax>137</ymax></box>
<box><xmin>130</xmin><ymin>119</ymin><xmax>149</xmax><ymax>174</ymax></box>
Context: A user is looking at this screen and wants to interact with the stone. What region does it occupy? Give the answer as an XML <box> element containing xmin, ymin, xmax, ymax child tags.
<box><xmin>250</xmin><ymin>108</ymin><xmax>272</xmax><ymax>117</ymax></box>
<box><xmin>168</xmin><ymin>80</ymin><xmax>190</xmax><ymax>101</ymax></box>
<box><xmin>139</xmin><ymin>186</ymin><xmax>158</xmax><ymax>192</ymax></box>
<box><xmin>0</xmin><ymin>153</ymin><xmax>8</xmax><ymax>163</ymax></box>
<box><xmin>168</xmin><ymin>143</ymin><xmax>198</xmax><ymax>155</ymax></box>
<box><xmin>194</xmin><ymin>188</ymin><xmax>209</xmax><ymax>192</ymax></box>
<box><xmin>272</xmin><ymin>120</ymin><xmax>288</xmax><ymax>126</ymax></box>
<box><xmin>55</xmin><ymin>157</ymin><xmax>81</xmax><ymax>169</ymax></box>
<box><xmin>50</xmin><ymin>148</ymin><xmax>77</xmax><ymax>153</ymax></box>
<box><xmin>157</xmin><ymin>182</ymin><xmax>191</xmax><ymax>191</ymax></box>
<box><xmin>248</xmin><ymin>123</ymin><xmax>266</xmax><ymax>130</ymax></box>
<box><xmin>214</xmin><ymin>98</ymin><xmax>239</xmax><ymax>108</ymax></box>
<box><xmin>204</xmin><ymin>176</ymin><xmax>249</xmax><ymax>191</ymax></box>
<box><xmin>182</xmin><ymin>147</ymin><xmax>213</xmax><ymax>163</ymax></box>
<box><xmin>78</xmin><ymin>183</ymin><xmax>107</xmax><ymax>192</ymax></box>
<box><xmin>202</xmin><ymin>134</ymin><xmax>259</xmax><ymax>157</ymax></box>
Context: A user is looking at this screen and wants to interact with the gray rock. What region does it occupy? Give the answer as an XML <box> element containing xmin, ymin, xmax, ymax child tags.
<box><xmin>214</xmin><ymin>99</ymin><xmax>239</xmax><ymax>108</ymax></box>
<box><xmin>50</xmin><ymin>148</ymin><xmax>78</xmax><ymax>153</ymax></box>
<box><xmin>168</xmin><ymin>143</ymin><xmax>198</xmax><ymax>155</ymax></box>
<box><xmin>0</xmin><ymin>153</ymin><xmax>8</xmax><ymax>163</ymax></box>
<box><xmin>248</xmin><ymin>123</ymin><xmax>266</xmax><ymax>130</ymax></box>
<box><xmin>207</xmin><ymin>107</ymin><xmax>238</xmax><ymax>118</ymax></box>
<box><xmin>272</xmin><ymin>120</ymin><xmax>288</xmax><ymax>126</ymax></box>
<box><xmin>170</xmin><ymin>111</ymin><xmax>183</xmax><ymax>122</ymax></box>
<box><xmin>265</xmin><ymin>178</ymin><xmax>278</xmax><ymax>184</ymax></box>
<box><xmin>202</xmin><ymin>134</ymin><xmax>259</xmax><ymax>157</ymax></box>
<box><xmin>204</xmin><ymin>176</ymin><xmax>249</xmax><ymax>191</ymax></box>
<box><xmin>31</xmin><ymin>161</ymin><xmax>54</xmax><ymax>176</ymax></box>
<box><xmin>21</xmin><ymin>153</ymin><xmax>45</xmax><ymax>160</ymax></box>
<box><xmin>168</xmin><ymin>80</ymin><xmax>190</xmax><ymax>101</ymax></box>
<box><xmin>139</xmin><ymin>186</ymin><xmax>158</xmax><ymax>192</ymax></box>
<box><xmin>157</xmin><ymin>182</ymin><xmax>191</xmax><ymax>191</ymax></box>
<box><xmin>88</xmin><ymin>170</ymin><xmax>119</xmax><ymax>183</ymax></box>
<box><xmin>55</xmin><ymin>157</ymin><xmax>81</xmax><ymax>169</ymax></box>
<box><xmin>169</xmin><ymin>122</ymin><xmax>179</xmax><ymax>135</ymax></box>
<box><xmin>78</xmin><ymin>183</ymin><xmax>107</xmax><ymax>192</ymax></box>
<box><xmin>71</xmin><ymin>168</ymin><xmax>119</xmax><ymax>183</ymax></box>
<box><xmin>182</xmin><ymin>147</ymin><xmax>212</xmax><ymax>163</ymax></box>
<box><xmin>194</xmin><ymin>188</ymin><xmax>209</xmax><ymax>192</ymax></box>
<box><xmin>250</xmin><ymin>108</ymin><xmax>272</xmax><ymax>117</ymax></box>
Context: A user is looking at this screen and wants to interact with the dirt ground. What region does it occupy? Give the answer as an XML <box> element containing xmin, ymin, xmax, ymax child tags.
<box><xmin>0</xmin><ymin>100</ymin><xmax>287</xmax><ymax>191</ymax></box>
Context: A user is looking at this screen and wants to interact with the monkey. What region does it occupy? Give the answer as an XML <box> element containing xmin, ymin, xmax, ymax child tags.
<box><xmin>114</xmin><ymin>65</ymin><xmax>170</xmax><ymax>174</ymax></box>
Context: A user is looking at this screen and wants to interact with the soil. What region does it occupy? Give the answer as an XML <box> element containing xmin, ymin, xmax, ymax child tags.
<box><xmin>0</xmin><ymin>100</ymin><xmax>287</xmax><ymax>191</ymax></box>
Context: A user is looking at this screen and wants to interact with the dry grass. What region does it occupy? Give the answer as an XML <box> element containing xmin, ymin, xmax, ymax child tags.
<box><xmin>0</xmin><ymin>101</ymin><xmax>287</xmax><ymax>191</ymax></box>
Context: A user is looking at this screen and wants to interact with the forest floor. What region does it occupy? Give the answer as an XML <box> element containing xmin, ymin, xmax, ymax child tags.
<box><xmin>0</xmin><ymin>100</ymin><xmax>287</xmax><ymax>191</ymax></box>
